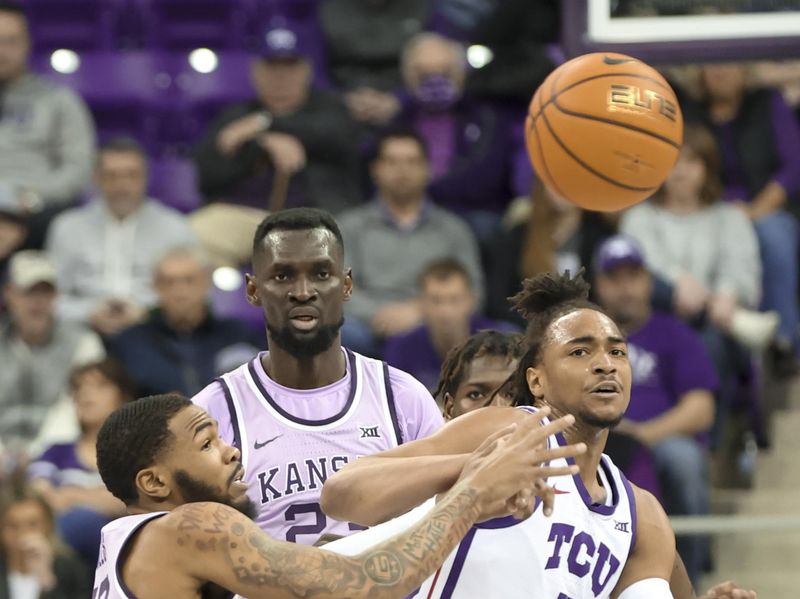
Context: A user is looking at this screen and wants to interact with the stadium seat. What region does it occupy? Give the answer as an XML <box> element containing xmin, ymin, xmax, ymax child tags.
<box><xmin>139</xmin><ymin>0</ymin><xmax>256</xmax><ymax>51</ymax></box>
<box><xmin>167</xmin><ymin>51</ymin><xmax>255</xmax><ymax>147</ymax></box>
<box><xmin>23</xmin><ymin>0</ymin><xmax>124</xmax><ymax>51</ymax></box>
<box><xmin>31</xmin><ymin>51</ymin><xmax>172</xmax><ymax>151</ymax></box>
<box><xmin>147</xmin><ymin>156</ymin><xmax>203</xmax><ymax>214</ymax></box>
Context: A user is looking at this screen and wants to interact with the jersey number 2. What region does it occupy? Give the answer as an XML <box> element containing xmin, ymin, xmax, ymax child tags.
<box><xmin>285</xmin><ymin>502</ymin><xmax>366</xmax><ymax>542</ymax></box>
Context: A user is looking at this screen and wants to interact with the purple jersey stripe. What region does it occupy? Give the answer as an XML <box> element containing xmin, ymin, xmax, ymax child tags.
<box><xmin>556</xmin><ymin>432</ymin><xmax>619</xmax><ymax>516</ymax></box>
<box><xmin>439</xmin><ymin>527</ymin><xmax>478</xmax><ymax>598</ymax></box>
<box><xmin>382</xmin><ymin>362</ymin><xmax>404</xmax><ymax>445</ymax></box>
<box><xmin>620</xmin><ymin>471</ymin><xmax>638</xmax><ymax>555</ymax></box>
<box><xmin>246</xmin><ymin>350</ymin><xmax>359</xmax><ymax>427</ymax></box>
<box><xmin>217</xmin><ymin>378</ymin><xmax>241</xmax><ymax>452</ymax></box>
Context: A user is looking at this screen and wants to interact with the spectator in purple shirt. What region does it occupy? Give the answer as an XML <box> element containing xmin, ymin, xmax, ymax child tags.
<box><xmin>384</xmin><ymin>259</ymin><xmax>517</xmax><ymax>393</ymax></box>
<box><xmin>594</xmin><ymin>235</ymin><xmax>718</xmax><ymax>586</ymax></box>
<box><xmin>699</xmin><ymin>62</ymin><xmax>800</xmax><ymax>374</ymax></box>
<box><xmin>28</xmin><ymin>359</ymin><xmax>134</xmax><ymax>568</ymax></box>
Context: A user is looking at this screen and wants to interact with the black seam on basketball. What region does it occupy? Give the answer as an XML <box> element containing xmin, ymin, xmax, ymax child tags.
<box><xmin>552</xmin><ymin>100</ymin><xmax>681</xmax><ymax>149</ymax></box>
<box><xmin>539</xmin><ymin>102</ymin><xmax>659</xmax><ymax>193</ymax></box>
<box><xmin>532</xmin><ymin>87</ymin><xmax>569</xmax><ymax>200</ymax></box>
<box><xmin>528</xmin><ymin>71</ymin><xmax>674</xmax><ymax>125</ymax></box>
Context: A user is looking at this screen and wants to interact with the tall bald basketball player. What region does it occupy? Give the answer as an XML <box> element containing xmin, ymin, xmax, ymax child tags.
<box><xmin>193</xmin><ymin>208</ymin><xmax>443</xmax><ymax>544</ymax></box>
<box><xmin>91</xmin><ymin>394</ymin><xmax>587</xmax><ymax>598</ymax></box>
<box><xmin>321</xmin><ymin>272</ymin><xmax>756</xmax><ymax>599</ymax></box>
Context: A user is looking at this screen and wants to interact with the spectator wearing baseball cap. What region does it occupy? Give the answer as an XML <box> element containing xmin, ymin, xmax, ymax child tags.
<box><xmin>192</xmin><ymin>23</ymin><xmax>362</xmax><ymax>266</ymax></box>
<box><xmin>593</xmin><ymin>234</ymin><xmax>718</xmax><ymax>586</ymax></box>
<box><xmin>0</xmin><ymin>251</ymin><xmax>105</xmax><ymax>456</ymax></box>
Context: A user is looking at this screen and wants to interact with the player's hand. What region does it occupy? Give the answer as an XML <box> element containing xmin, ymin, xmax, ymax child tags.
<box><xmin>258</xmin><ymin>132</ymin><xmax>307</xmax><ymax>175</ymax></box>
<box><xmin>699</xmin><ymin>581</ymin><xmax>757</xmax><ymax>599</ymax></box>
<box><xmin>216</xmin><ymin>113</ymin><xmax>270</xmax><ymax>155</ymax></box>
<box><xmin>459</xmin><ymin>408</ymin><xmax>587</xmax><ymax>522</ymax></box>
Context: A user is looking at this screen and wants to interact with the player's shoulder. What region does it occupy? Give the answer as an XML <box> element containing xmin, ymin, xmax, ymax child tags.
<box><xmin>191</xmin><ymin>378</ymin><xmax>229</xmax><ymax>410</ymax></box>
<box><xmin>629</xmin><ymin>483</ymin><xmax>673</xmax><ymax>541</ymax></box>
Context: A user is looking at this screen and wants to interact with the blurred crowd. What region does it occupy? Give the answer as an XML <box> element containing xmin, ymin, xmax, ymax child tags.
<box><xmin>1</xmin><ymin>0</ymin><xmax>800</xmax><ymax>593</ymax></box>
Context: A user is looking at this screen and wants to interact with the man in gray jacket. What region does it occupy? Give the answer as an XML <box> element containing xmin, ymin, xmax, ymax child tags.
<box><xmin>0</xmin><ymin>251</ymin><xmax>105</xmax><ymax>454</ymax></box>
<box><xmin>46</xmin><ymin>139</ymin><xmax>196</xmax><ymax>336</ymax></box>
<box><xmin>0</xmin><ymin>1</ymin><xmax>96</xmax><ymax>248</ymax></box>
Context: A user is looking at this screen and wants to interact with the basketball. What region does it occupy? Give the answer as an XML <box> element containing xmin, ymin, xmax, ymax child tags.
<box><xmin>525</xmin><ymin>52</ymin><xmax>684</xmax><ymax>212</ymax></box>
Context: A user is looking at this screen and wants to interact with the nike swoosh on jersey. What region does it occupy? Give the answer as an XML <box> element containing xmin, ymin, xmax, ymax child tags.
<box><xmin>603</xmin><ymin>55</ymin><xmax>635</xmax><ymax>65</ymax></box>
<box><xmin>254</xmin><ymin>434</ymin><xmax>283</xmax><ymax>450</ymax></box>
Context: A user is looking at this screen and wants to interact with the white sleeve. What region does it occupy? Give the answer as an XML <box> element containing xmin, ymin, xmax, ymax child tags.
<box><xmin>322</xmin><ymin>498</ymin><xmax>436</xmax><ymax>556</ymax></box>
<box><xmin>617</xmin><ymin>578</ymin><xmax>673</xmax><ymax>599</ymax></box>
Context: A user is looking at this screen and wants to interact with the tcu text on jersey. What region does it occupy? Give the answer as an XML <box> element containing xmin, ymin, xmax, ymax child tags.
<box><xmin>545</xmin><ymin>522</ymin><xmax>621</xmax><ymax>597</ymax></box>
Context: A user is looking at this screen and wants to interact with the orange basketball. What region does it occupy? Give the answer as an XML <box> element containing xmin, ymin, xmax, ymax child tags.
<box><xmin>525</xmin><ymin>52</ymin><xmax>683</xmax><ymax>212</ymax></box>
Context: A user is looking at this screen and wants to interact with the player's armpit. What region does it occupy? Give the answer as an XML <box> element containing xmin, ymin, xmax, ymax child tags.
<box><xmin>611</xmin><ymin>486</ymin><xmax>675</xmax><ymax>599</ymax></box>
<box><xmin>321</xmin><ymin>406</ymin><xmax>529</xmax><ymax>524</ymax></box>
<box><xmin>163</xmin><ymin>492</ymin><xmax>482</xmax><ymax>599</ymax></box>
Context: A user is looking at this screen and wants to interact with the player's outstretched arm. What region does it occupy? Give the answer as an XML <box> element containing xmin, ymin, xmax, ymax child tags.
<box><xmin>322</xmin><ymin>406</ymin><xmax>581</xmax><ymax>525</ymax></box>
<box><xmin>165</xmin><ymin>488</ymin><xmax>480</xmax><ymax>599</ymax></box>
<box><xmin>162</xmin><ymin>414</ymin><xmax>585</xmax><ymax>599</ymax></box>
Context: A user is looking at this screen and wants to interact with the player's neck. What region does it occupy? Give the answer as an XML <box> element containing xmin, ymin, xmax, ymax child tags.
<box><xmin>563</xmin><ymin>424</ymin><xmax>610</xmax><ymax>503</ymax></box>
<box><xmin>262</xmin><ymin>342</ymin><xmax>346</xmax><ymax>389</ymax></box>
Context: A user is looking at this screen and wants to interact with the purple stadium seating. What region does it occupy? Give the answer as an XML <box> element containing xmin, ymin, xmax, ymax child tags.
<box><xmin>139</xmin><ymin>0</ymin><xmax>256</xmax><ymax>51</ymax></box>
<box><xmin>147</xmin><ymin>156</ymin><xmax>202</xmax><ymax>213</ymax></box>
<box><xmin>167</xmin><ymin>51</ymin><xmax>254</xmax><ymax>146</ymax></box>
<box><xmin>209</xmin><ymin>271</ymin><xmax>264</xmax><ymax>332</ymax></box>
<box><xmin>31</xmin><ymin>51</ymin><xmax>172</xmax><ymax>151</ymax></box>
<box><xmin>23</xmin><ymin>0</ymin><xmax>124</xmax><ymax>51</ymax></box>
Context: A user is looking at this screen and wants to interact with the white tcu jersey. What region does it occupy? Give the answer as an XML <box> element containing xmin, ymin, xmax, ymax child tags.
<box><xmin>92</xmin><ymin>512</ymin><xmax>167</xmax><ymax>599</ymax></box>
<box><xmin>219</xmin><ymin>349</ymin><xmax>405</xmax><ymax>544</ymax></box>
<box><xmin>326</xmin><ymin>407</ymin><xmax>638</xmax><ymax>599</ymax></box>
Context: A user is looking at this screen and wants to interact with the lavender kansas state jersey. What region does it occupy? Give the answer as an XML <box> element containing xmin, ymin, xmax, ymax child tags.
<box><xmin>92</xmin><ymin>512</ymin><xmax>167</xmax><ymax>599</ymax></box>
<box><xmin>193</xmin><ymin>348</ymin><xmax>443</xmax><ymax>545</ymax></box>
<box><xmin>325</xmin><ymin>406</ymin><xmax>638</xmax><ymax>598</ymax></box>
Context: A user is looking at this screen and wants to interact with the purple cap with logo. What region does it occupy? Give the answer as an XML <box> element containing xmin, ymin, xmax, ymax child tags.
<box><xmin>258</xmin><ymin>25</ymin><xmax>308</xmax><ymax>60</ymax></box>
<box><xmin>595</xmin><ymin>235</ymin><xmax>646</xmax><ymax>274</ymax></box>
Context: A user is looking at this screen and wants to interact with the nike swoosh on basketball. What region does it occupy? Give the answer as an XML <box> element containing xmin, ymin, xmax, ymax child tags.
<box><xmin>553</xmin><ymin>485</ymin><xmax>570</xmax><ymax>495</ymax></box>
<box><xmin>254</xmin><ymin>434</ymin><xmax>283</xmax><ymax>450</ymax></box>
<box><xmin>603</xmin><ymin>55</ymin><xmax>634</xmax><ymax>65</ymax></box>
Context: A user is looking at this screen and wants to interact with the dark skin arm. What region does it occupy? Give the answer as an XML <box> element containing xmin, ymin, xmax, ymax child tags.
<box><xmin>159</xmin><ymin>492</ymin><xmax>481</xmax><ymax>599</ymax></box>
<box><xmin>611</xmin><ymin>486</ymin><xmax>675</xmax><ymax>597</ymax></box>
<box><xmin>321</xmin><ymin>407</ymin><xmax>531</xmax><ymax>525</ymax></box>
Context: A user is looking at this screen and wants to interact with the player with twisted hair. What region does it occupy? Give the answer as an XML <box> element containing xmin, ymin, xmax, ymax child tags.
<box><xmin>322</xmin><ymin>271</ymin><xmax>756</xmax><ymax>599</ymax></box>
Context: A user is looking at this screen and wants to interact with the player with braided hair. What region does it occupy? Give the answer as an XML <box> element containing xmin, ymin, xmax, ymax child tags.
<box><xmin>433</xmin><ymin>330</ymin><xmax>524</xmax><ymax>420</ymax></box>
<box><xmin>322</xmin><ymin>271</ymin><xmax>756</xmax><ymax>599</ymax></box>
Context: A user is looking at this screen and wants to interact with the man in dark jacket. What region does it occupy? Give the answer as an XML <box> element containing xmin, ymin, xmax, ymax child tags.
<box><xmin>192</xmin><ymin>24</ymin><xmax>362</xmax><ymax>265</ymax></box>
<box><xmin>108</xmin><ymin>247</ymin><xmax>259</xmax><ymax>396</ymax></box>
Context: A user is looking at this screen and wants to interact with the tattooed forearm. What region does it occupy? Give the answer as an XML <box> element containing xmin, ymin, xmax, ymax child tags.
<box><xmin>176</xmin><ymin>486</ymin><xmax>481</xmax><ymax>599</ymax></box>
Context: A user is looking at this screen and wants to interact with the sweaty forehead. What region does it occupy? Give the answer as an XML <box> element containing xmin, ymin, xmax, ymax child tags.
<box><xmin>546</xmin><ymin>309</ymin><xmax>622</xmax><ymax>345</ymax></box>
<box><xmin>257</xmin><ymin>228</ymin><xmax>342</xmax><ymax>266</ymax></box>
